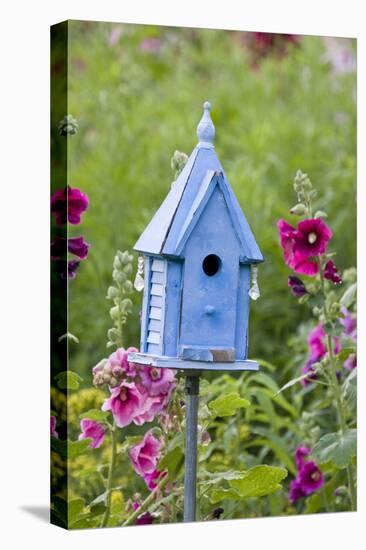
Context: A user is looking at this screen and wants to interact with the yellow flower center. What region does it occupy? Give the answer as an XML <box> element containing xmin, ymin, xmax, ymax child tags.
<box><xmin>308</xmin><ymin>232</ymin><xmax>317</xmax><ymax>244</ymax></box>
<box><xmin>311</xmin><ymin>471</ymin><xmax>320</xmax><ymax>481</ymax></box>
<box><xmin>119</xmin><ymin>387</ymin><xmax>128</xmax><ymax>401</ymax></box>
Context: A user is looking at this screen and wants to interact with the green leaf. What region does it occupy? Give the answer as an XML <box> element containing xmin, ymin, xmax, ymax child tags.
<box><xmin>51</xmin><ymin>438</ymin><xmax>92</xmax><ymax>459</ymax></box>
<box><xmin>342</xmin><ymin>368</ymin><xmax>357</xmax><ymax>411</ymax></box>
<box><xmin>230</xmin><ymin>465</ymin><xmax>288</xmax><ymax>498</ymax></box>
<box><xmin>199</xmin><ymin>469</ymin><xmax>246</xmax><ymax>486</ymax></box>
<box><xmin>54</xmin><ymin>370</ymin><xmax>83</xmax><ymax>390</ymax></box>
<box><xmin>323</xmin><ymin>320</ymin><xmax>344</xmax><ymax>337</ymax></box>
<box><xmin>312</xmin><ymin>430</ymin><xmax>357</xmax><ymax>468</ymax></box>
<box><xmin>340</xmin><ymin>283</ymin><xmax>357</xmax><ymax>308</ymax></box>
<box><xmin>275</xmin><ymin>372</ymin><xmax>315</xmax><ymax>395</ymax></box>
<box><xmin>158</xmin><ymin>446</ymin><xmax>184</xmax><ymax>476</ymax></box>
<box><xmin>68</xmin><ymin>498</ymin><xmax>85</xmax><ymax>523</ymax></box>
<box><xmin>208</xmin><ymin>392</ymin><xmax>250</xmax><ymax>417</ymax></box>
<box><xmin>210</xmin><ymin>465</ymin><xmax>287</xmax><ymax>503</ymax></box>
<box><xmin>80</xmin><ymin>409</ymin><xmax>110</xmax><ymax>422</ymax></box>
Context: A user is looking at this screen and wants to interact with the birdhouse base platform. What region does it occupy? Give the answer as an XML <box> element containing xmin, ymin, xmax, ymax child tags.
<box><xmin>128</xmin><ymin>352</ymin><xmax>259</xmax><ymax>372</ymax></box>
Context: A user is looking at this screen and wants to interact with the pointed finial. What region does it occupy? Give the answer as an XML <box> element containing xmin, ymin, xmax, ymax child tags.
<box><xmin>196</xmin><ymin>101</ymin><xmax>215</xmax><ymax>149</ymax></box>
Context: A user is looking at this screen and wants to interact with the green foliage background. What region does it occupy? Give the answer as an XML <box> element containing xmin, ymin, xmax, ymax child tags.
<box><xmin>66</xmin><ymin>21</ymin><xmax>356</xmax><ymax>386</ymax></box>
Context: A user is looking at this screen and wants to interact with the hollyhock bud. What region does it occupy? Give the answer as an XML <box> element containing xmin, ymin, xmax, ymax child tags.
<box><xmin>290</xmin><ymin>203</ymin><xmax>307</xmax><ymax>216</ymax></box>
<box><xmin>288</xmin><ymin>275</ymin><xmax>308</xmax><ymax>297</ymax></box>
<box><xmin>79</xmin><ymin>419</ymin><xmax>106</xmax><ymax>449</ymax></box>
<box><xmin>324</xmin><ymin>260</ymin><xmax>342</xmax><ymax>285</ymax></box>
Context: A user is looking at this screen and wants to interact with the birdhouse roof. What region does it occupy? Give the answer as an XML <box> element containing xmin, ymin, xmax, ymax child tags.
<box><xmin>134</xmin><ymin>102</ymin><xmax>263</xmax><ymax>263</ymax></box>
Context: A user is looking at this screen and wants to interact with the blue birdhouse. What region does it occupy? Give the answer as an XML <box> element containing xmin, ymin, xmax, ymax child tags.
<box><xmin>129</xmin><ymin>102</ymin><xmax>264</xmax><ymax>372</ymax></box>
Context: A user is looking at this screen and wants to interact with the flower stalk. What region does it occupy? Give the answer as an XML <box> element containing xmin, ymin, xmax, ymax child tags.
<box><xmin>122</xmin><ymin>474</ymin><xmax>170</xmax><ymax>527</ymax></box>
<box><xmin>100</xmin><ymin>422</ymin><xmax>118</xmax><ymax>527</ymax></box>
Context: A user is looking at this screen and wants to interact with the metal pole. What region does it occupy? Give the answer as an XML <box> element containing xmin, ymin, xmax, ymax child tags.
<box><xmin>183</xmin><ymin>374</ymin><xmax>200</xmax><ymax>522</ymax></box>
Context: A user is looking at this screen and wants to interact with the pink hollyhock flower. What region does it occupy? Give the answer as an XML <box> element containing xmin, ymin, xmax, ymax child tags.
<box><xmin>51</xmin><ymin>415</ymin><xmax>58</xmax><ymax>438</ymax></box>
<box><xmin>68</xmin><ymin>236</ymin><xmax>90</xmax><ymax>259</ymax></box>
<box><xmin>51</xmin><ymin>186</ymin><xmax>89</xmax><ymax>225</ymax></box>
<box><xmin>340</xmin><ymin>307</ymin><xmax>357</xmax><ymax>342</ymax></box>
<box><xmin>133</xmin><ymin>391</ymin><xmax>170</xmax><ymax>425</ymax></box>
<box><xmin>308</xmin><ymin>323</ymin><xmax>341</xmax><ymax>360</ymax></box>
<box><xmin>79</xmin><ymin>419</ymin><xmax>106</xmax><ymax>449</ymax></box>
<box><xmin>102</xmin><ymin>382</ymin><xmax>145</xmax><ymax>428</ymax></box>
<box><xmin>139</xmin><ymin>366</ymin><xmax>176</xmax><ymax>396</ymax></box>
<box><xmin>289</xmin><ymin>478</ymin><xmax>306</xmax><ymax>503</ymax></box>
<box><xmin>308</xmin><ymin>324</ymin><xmax>327</xmax><ymax>360</ymax></box>
<box><xmin>143</xmin><ymin>469</ymin><xmax>163</xmax><ymax>491</ymax></box>
<box><xmin>293</xmin><ymin>219</ymin><xmax>332</xmax><ymax>257</ymax></box>
<box><xmin>324</xmin><ymin>260</ymin><xmax>342</xmax><ymax>285</ymax></box>
<box><xmin>107</xmin><ymin>347</ymin><xmax>139</xmax><ymax>378</ymax></box>
<box><xmin>298</xmin><ymin>461</ymin><xmax>324</xmax><ymax>495</ymax></box>
<box><xmin>277</xmin><ymin>220</ymin><xmax>319</xmax><ymax>275</ymax></box>
<box><xmin>344</xmin><ymin>353</ymin><xmax>357</xmax><ymax>371</ymax></box>
<box><xmin>295</xmin><ymin>445</ymin><xmax>311</xmax><ymax>469</ymax></box>
<box><xmin>129</xmin><ymin>431</ymin><xmax>162</xmax><ymax>477</ymax></box>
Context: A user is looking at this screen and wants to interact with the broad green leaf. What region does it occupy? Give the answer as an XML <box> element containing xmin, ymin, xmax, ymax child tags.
<box><xmin>55</xmin><ymin>370</ymin><xmax>83</xmax><ymax>390</ymax></box>
<box><xmin>210</xmin><ymin>466</ymin><xmax>287</xmax><ymax>503</ymax></box>
<box><xmin>230</xmin><ymin>465</ymin><xmax>288</xmax><ymax>498</ymax></box>
<box><xmin>158</xmin><ymin>446</ymin><xmax>184</xmax><ymax>476</ymax></box>
<box><xmin>342</xmin><ymin>368</ymin><xmax>357</xmax><ymax>411</ymax></box>
<box><xmin>80</xmin><ymin>409</ymin><xmax>110</xmax><ymax>422</ymax></box>
<box><xmin>340</xmin><ymin>283</ymin><xmax>356</xmax><ymax>308</ymax></box>
<box><xmin>199</xmin><ymin>469</ymin><xmax>246</xmax><ymax>485</ymax></box>
<box><xmin>312</xmin><ymin>430</ymin><xmax>357</xmax><ymax>468</ymax></box>
<box><xmin>209</xmin><ymin>392</ymin><xmax>250</xmax><ymax>417</ymax></box>
<box><xmin>68</xmin><ymin>498</ymin><xmax>85</xmax><ymax>523</ymax></box>
<box><xmin>210</xmin><ymin>488</ymin><xmax>240</xmax><ymax>503</ymax></box>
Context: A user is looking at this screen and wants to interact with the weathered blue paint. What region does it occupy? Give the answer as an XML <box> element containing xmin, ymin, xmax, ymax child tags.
<box><xmin>129</xmin><ymin>101</ymin><xmax>263</xmax><ymax>373</ymax></box>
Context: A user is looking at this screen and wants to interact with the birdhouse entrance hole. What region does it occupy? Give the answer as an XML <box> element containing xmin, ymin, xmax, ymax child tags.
<box><xmin>202</xmin><ymin>254</ymin><xmax>221</xmax><ymax>276</ymax></box>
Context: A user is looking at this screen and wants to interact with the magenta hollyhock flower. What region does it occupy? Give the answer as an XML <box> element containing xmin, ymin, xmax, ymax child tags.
<box><xmin>324</xmin><ymin>260</ymin><xmax>342</xmax><ymax>285</ymax></box>
<box><xmin>68</xmin><ymin>236</ymin><xmax>90</xmax><ymax>259</ymax></box>
<box><xmin>344</xmin><ymin>353</ymin><xmax>357</xmax><ymax>371</ymax></box>
<box><xmin>136</xmin><ymin>512</ymin><xmax>155</xmax><ymax>525</ymax></box>
<box><xmin>60</xmin><ymin>260</ymin><xmax>80</xmax><ymax>280</ymax></box>
<box><xmin>298</xmin><ymin>461</ymin><xmax>324</xmax><ymax>495</ymax></box>
<box><xmin>288</xmin><ymin>275</ymin><xmax>308</xmax><ymax>297</ymax></box>
<box><xmin>295</xmin><ymin>446</ymin><xmax>311</xmax><ymax>469</ymax></box>
<box><xmin>51</xmin><ymin>186</ymin><xmax>89</xmax><ymax>225</ymax></box>
<box><xmin>143</xmin><ymin>469</ymin><xmax>162</xmax><ymax>491</ymax></box>
<box><xmin>289</xmin><ymin>478</ymin><xmax>306</xmax><ymax>503</ymax></box>
<box><xmin>139</xmin><ymin>366</ymin><xmax>176</xmax><ymax>397</ymax></box>
<box><xmin>107</xmin><ymin>347</ymin><xmax>139</xmax><ymax>378</ymax></box>
<box><xmin>79</xmin><ymin>419</ymin><xmax>106</xmax><ymax>449</ymax></box>
<box><xmin>133</xmin><ymin>391</ymin><xmax>170</xmax><ymax>425</ymax></box>
<box><xmin>51</xmin><ymin>416</ymin><xmax>58</xmax><ymax>438</ymax></box>
<box><xmin>308</xmin><ymin>324</ymin><xmax>327</xmax><ymax>360</ymax></box>
<box><xmin>102</xmin><ymin>382</ymin><xmax>145</xmax><ymax>428</ymax></box>
<box><xmin>277</xmin><ymin>220</ymin><xmax>319</xmax><ymax>276</ymax></box>
<box><xmin>293</xmin><ymin>219</ymin><xmax>332</xmax><ymax>257</ymax></box>
<box><xmin>129</xmin><ymin>431</ymin><xmax>162</xmax><ymax>477</ymax></box>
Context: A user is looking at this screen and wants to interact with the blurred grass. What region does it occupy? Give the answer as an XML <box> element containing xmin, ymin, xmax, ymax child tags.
<box><xmin>66</xmin><ymin>21</ymin><xmax>356</xmax><ymax>383</ymax></box>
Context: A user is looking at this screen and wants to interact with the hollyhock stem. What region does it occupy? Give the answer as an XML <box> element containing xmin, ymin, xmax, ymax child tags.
<box><xmin>318</xmin><ymin>260</ymin><xmax>356</xmax><ymax>511</ymax></box>
<box><xmin>101</xmin><ymin>422</ymin><xmax>118</xmax><ymax>527</ymax></box>
<box><xmin>122</xmin><ymin>474</ymin><xmax>170</xmax><ymax>526</ymax></box>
